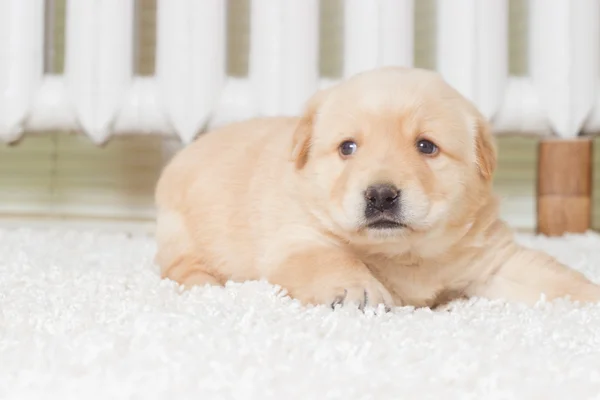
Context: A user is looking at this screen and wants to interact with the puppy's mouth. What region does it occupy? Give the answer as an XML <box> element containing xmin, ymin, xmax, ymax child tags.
<box><xmin>365</xmin><ymin>219</ymin><xmax>407</xmax><ymax>230</ymax></box>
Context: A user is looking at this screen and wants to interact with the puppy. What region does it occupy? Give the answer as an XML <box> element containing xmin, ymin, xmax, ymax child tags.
<box><xmin>155</xmin><ymin>67</ymin><xmax>600</xmax><ymax>309</ymax></box>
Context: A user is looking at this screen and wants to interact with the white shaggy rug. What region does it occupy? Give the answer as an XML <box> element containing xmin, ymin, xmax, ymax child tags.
<box><xmin>2</xmin><ymin>227</ymin><xmax>600</xmax><ymax>400</ymax></box>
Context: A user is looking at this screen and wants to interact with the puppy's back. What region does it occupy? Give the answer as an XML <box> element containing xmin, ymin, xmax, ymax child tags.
<box><xmin>154</xmin><ymin>117</ymin><xmax>299</xmax><ymax>284</ymax></box>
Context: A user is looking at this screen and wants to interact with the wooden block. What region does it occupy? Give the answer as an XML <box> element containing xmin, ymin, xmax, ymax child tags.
<box><xmin>537</xmin><ymin>196</ymin><xmax>591</xmax><ymax>237</ymax></box>
<box><xmin>536</xmin><ymin>138</ymin><xmax>593</xmax><ymax>236</ymax></box>
<box><xmin>537</xmin><ymin>139</ymin><xmax>593</xmax><ymax>196</ymax></box>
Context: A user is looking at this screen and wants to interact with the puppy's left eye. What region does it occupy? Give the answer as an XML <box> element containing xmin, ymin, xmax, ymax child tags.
<box><xmin>339</xmin><ymin>140</ymin><xmax>358</xmax><ymax>157</ymax></box>
<box><xmin>416</xmin><ymin>139</ymin><xmax>438</xmax><ymax>156</ymax></box>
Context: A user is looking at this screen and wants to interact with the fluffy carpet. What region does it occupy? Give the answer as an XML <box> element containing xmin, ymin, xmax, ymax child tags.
<box><xmin>1</xmin><ymin>227</ymin><xmax>600</xmax><ymax>400</ymax></box>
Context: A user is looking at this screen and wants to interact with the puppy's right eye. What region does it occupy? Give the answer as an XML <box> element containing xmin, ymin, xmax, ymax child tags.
<box><xmin>339</xmin><ymin>140</ymin><xmax>358</xmax><ymax>157</ymax></box>
<box><xmin>416</xmin><ymin>139</ymin><xmax>439</xmax><ymax>156</ymax></box>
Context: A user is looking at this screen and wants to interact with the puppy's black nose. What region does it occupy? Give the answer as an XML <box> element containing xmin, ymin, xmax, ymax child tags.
<box><xmin>364</xmin><ymin>184</ymin><xmax>400</xmax><ymax>211</ymax></box>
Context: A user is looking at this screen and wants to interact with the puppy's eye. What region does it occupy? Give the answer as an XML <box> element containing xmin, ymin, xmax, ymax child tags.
<box><xmin>416</xmin><ymin>139</ymin><xmax>438</xmax><ymax>156</ymax></box>
<box><xmin>339</xmin><ymin>140</ymin><xmax>358</xmax><ymax>157</ymax></box>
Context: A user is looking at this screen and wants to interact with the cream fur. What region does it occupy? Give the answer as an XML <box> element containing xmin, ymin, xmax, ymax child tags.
<box><xmin>155</xmin><ymin>67</ymin><xmax>600</xmax><ymax>310</ymax></box>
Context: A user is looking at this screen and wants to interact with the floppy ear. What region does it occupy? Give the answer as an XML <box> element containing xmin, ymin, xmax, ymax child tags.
<box><xmin>474</xmin><ymin>114</ymin><xmax>497</xmax><ymax>181</ymax></box>
<box><xmin>290</xmin><ymin>88</ymin><xmax>331</xmax><ymax>169</ymax></box>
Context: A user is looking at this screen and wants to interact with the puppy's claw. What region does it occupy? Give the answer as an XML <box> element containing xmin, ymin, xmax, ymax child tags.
<box><xmin>330</xmin><ymin>289</ymin><xmax>347</xmax><ymax>309</ymax></box>
<box><xmin>358</xmin><ymin>289</ymin><xmax>368</xmax><ymax>311</ymax></box>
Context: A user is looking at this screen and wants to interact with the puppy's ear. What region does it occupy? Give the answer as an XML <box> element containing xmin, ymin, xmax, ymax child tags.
<box><xmin>290</xmin><ymin>88</ymin><xmax>331</xmax><ymax>169</ymax></box>
<box><xmin>474</xmin><ymin>114</ymin><xmax>497</xmax><ymax>181</ymax></box>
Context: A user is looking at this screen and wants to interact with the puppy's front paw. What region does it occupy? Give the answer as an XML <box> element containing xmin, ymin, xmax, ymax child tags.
<box><xmin>574</xmin><ymin>283</ymin><xmax>600</xmax><ymax>303</ymax></box>
<box><xmin>270</xmin><ymin>248</ymin><xmax>396</xmax><ymax>311</ymax></box>
<box><xmin>296</xmin><ymin>274</ymin><xmax>394</xmax><ymax>311</ymax></box>
<box><xmin>329</xmin><ymin>279</ymin><xmax>394</xmax><ymax>311</ymax></box>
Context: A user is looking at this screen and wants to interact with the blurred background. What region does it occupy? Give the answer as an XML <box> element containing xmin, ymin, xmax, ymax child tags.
<box><xmin>1</xmin><ymin>0</ymin><xmax>599</xmax><ymax>232</ymax></box>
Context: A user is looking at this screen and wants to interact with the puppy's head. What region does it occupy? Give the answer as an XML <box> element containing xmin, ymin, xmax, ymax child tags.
<box><xmin>290</xmin><ymin>67</ymin><xmax>496</xmax><ymax>245</ymax></box>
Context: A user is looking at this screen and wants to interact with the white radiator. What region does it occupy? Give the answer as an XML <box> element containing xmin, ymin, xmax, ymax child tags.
<box><xmin>1</xmin><ymin>0</ymin><xmax>599</xmax><ymax>145</ymax></box>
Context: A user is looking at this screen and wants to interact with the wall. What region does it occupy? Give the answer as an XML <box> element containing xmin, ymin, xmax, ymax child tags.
<box><xmin>1</xmin><ymin>0</ymin><xmax>598</xmax><ymax>230</ymax></box>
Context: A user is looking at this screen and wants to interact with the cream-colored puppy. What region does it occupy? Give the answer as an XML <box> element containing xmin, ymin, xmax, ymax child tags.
<box><xmin>155</xmin><ymin>67</ymin><xmax>600</xmax><ymax>310</ymax></box>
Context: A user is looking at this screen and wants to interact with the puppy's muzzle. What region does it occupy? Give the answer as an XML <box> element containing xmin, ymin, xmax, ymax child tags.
<box><xmin>364</xmin><ymin>184</ymin><xmax>404</xmax><ymax>229</ymax></box>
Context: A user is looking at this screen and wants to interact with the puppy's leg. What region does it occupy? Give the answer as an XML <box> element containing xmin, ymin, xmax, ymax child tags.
<box><xmin>161</xmin><ymin>254</ymin><xmax>222</xmax><ymax>289</ymax></box>
<box><xmin>268</xmin><ymin>246</ymin><xmax>394</xmax><ymax>310</ymax></box>
<box><xmin>468</xmin><ymin>246</ymin><xmax>600</xmax><ymax>305</ymax></box>
<box><xmin>155</xmin><ymin>209</ymin><xmax>222</xmax><ymax>289</ymax></box>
